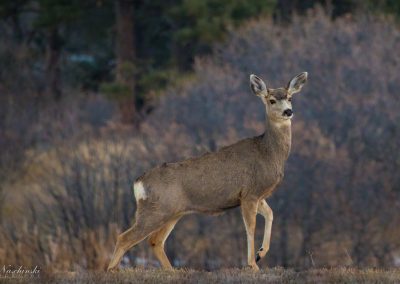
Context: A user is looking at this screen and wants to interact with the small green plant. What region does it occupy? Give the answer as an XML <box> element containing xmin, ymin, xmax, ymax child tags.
<box><xmin>100</xmin><ymin>82</ymin><xmax>131</xmax><ymax>102</ymax></box>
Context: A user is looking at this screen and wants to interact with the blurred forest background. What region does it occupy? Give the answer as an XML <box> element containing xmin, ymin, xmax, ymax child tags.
<box><xmin>1</xmin><ymin>0</ymin><xmax>400</xmax><ymax>271</ymax></box>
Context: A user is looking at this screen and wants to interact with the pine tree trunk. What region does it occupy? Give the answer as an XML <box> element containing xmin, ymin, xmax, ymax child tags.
<box><xmin>115</xmin><ymin>0</ymin><xmax>136</xmax><ymax>124</ymax></box>
<box><xmin>45</xmin><ymin>27</ymin><xmax>62</xmax><ymax>101</ymax></box>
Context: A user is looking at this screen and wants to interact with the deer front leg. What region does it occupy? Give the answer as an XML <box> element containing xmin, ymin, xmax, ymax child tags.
<box><xmin>240</xmin><ymin>199</ymin><xmax>259</xmax><ymax>271</ymax></box>
<box><xmin>256</xmin><ymin>199</ymin><xmax>273</xmax><ymax>263</ymax></box>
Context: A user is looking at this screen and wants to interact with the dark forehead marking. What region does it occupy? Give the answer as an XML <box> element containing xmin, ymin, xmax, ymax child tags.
<box><xmin>269</xmin><ymin>88</ymin><xmax>288</xmax><ymax>100</ymax></box>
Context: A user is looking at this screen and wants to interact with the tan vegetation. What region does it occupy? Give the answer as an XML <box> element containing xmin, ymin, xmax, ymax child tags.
<box><xmin>13</xmin><ymin>268</ymin><xmax>400</xmax><ymax>284</ymax></box>
<box><xmin>1</xmin><ymin>8</ymin><xmax>400</xmax><ymax>272</ymax></box>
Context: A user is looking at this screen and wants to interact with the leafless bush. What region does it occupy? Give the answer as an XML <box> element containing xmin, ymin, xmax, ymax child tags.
<box><xmin>2</xmin><ymin>8</ymin><xmax>400</xmax><ymax>270</ymax></box>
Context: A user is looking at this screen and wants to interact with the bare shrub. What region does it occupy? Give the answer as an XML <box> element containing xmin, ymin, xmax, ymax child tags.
<box><xmin>2</xmin><ymin>8</ymin><xmax>400</xmax><ymax>270</ymax></box>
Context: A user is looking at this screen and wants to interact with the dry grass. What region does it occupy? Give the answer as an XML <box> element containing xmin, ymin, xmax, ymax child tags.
<box><xmin>7</xmin><ymin>267</ymin><xmax>400</xmax><ymax>284</ymax></box>
<box><xmin>2</xmin><ymin>9</ymin><xmax>400</xmax><ymax>272</ymax></box>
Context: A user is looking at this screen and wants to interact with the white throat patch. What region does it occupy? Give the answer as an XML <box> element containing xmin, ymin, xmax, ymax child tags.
<box><xmin>272</xmin><ymin>119</ymin><xmax>292</xmax><ymax>129</ymax></box>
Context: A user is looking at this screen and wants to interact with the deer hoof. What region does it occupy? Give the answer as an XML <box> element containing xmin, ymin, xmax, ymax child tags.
<box><xmin>107</xmin><ymin>266</ymin><xmax>120</xmax><ymax>273</ymax></box>
<box><xmin>256</xmin><ymin>247</ymin><xmax>266</xmax><ymax>262</ymax></box>
<box><xmin>246</xmin><ymin>263</ymin><xmax>260</xmax><ymax>271</ymax></box>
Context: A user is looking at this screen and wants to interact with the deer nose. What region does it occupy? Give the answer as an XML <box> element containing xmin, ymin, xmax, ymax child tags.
<box><xmin>283</xmin><ymin>109</ymin><xmax>293</xmax><ymax>117</ymax></box>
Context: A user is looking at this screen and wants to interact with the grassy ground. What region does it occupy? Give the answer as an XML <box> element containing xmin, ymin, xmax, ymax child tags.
<box><xmin>6</xmin><ymin>267</ymin><xmax>400</xmax><ymax>284</ymax></box>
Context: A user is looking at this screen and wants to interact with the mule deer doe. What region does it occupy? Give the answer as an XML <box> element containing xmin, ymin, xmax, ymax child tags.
<box><xmin>108</xmin><ymin>72</ymin><xmax>308</xmax><ymax>271</ymax></box>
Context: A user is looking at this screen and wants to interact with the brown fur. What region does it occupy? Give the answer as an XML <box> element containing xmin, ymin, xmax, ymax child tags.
<box><xmin>108</xmin><ymin>72</ymin><xmax>308</xmax><ymax>271</ymax></box>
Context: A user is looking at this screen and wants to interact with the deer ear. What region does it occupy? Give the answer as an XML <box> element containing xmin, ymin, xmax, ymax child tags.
<box><xmin>250</xmin><ymin>74</ymin><xmax>267</xmax><ymax>95</ymax></box>
<box><xmin>287</xmin><ymin>72</ymin><xmax>308</xmax><ymax>94</ymax></box>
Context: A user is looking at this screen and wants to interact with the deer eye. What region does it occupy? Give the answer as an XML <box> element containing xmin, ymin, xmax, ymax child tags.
<box><xmin>269</xmin><ymin>99</ymin><xmax>276</xmax><ymax>105</ymax></box>
<box><xmin>288</xmin><ymin>97</ymin><xmax>292</xmax><ymax>102</ymax></box>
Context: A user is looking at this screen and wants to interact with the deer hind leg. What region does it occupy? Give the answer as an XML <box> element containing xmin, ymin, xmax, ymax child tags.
<box><xmin>241</xmin><ymin>198</ymin><xmax>259</xmax><ymax>271</ymax></box>
<box><xmin>255</xmin><ymin>199</ymin><xmax>273</xmax><ymax>263</ymax></box>
<box><xmin>107</xmin><ymin>207</ymin><xmax>171</xmax><ymax>271</ymax></box>
<box><xmin>107</xmin><ymin>223</ymin><xmax>152</xmax><ymax>271</ymax></box>
<box><xmin>148</xmin><ymin>217</ymin><xmax>181</xmax><ymax>269</ymax></box>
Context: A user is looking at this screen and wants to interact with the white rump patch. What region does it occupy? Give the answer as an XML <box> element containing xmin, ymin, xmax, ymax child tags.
<box><xmin>133</xmin><ymin>181</ymin><xmax>147</xmax><ymax>201</ymax></box>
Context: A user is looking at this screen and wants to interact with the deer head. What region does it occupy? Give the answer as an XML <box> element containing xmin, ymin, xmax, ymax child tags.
<box><xmin>250</xmin><ymin>72</ymin><xmax>308</xmax><ymax>123</ymax></box>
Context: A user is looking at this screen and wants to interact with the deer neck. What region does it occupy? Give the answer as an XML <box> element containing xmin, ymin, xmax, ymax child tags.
<box><xmin>263</xmin><ymin>116</ymin><xmax>292</xmax><ymax>159</ymax></box>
